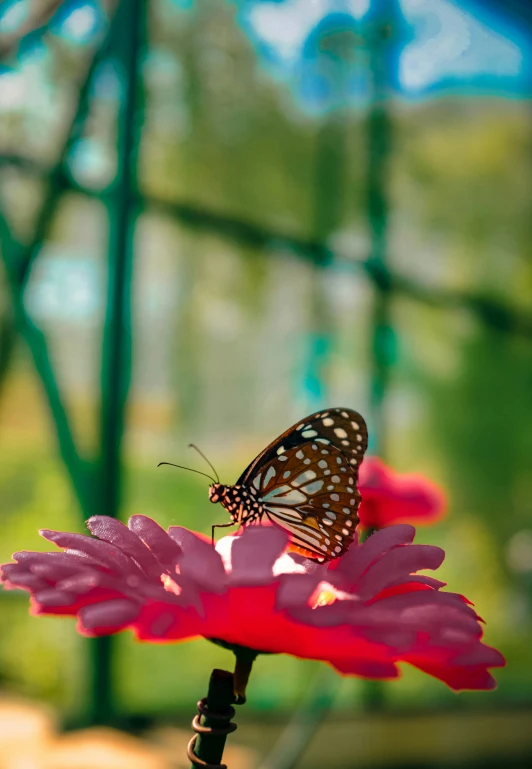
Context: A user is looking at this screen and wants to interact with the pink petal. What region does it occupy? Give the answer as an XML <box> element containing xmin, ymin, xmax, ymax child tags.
<box><xmin>88</xmin><ymin>516</ymin><xmax>163</xmax><ymax>579</ymax></box>
<box><xmin>334</xmin><ymin>525</ymin><xmax>416</xmax><ymax>588</ymax></box>
<box><xmin>78</xmin><ymin>599</ymin><xmax>140</xmax><ymax>633</ymax></box>
<box><xmin>359</xmin><ymin>457</ymin><xmax>446</xmax><ymax>528</ymax></box>
<box><xmin>227</xmin><ymin>527</ymin><xmax>290</xmax><ymax>585</ymax></box>
<box><xmin>39</xmin><ymin>530</ymin><xmax>142</xmax><ymax>576</ymax></box>
<box><xmin>129</xmin><ymin>515</ymin><xmax>182</xmax><ymax>571</ymax></box>
<box><xmin>33</xmin><ymin>588</ymin><xmax>77</xmax><ymax>607</ymax></box>
<box><xmin>354</xmin><ymin>544</ymin><xmax>445</xmax><ymax>599</ymax></box>
<box><xmin>168</xmin><ymin>527</ymin><xmax>227</xmax><ymax>593</ymax></box>
<box><xmin>330</xmin><ymin>657</ymin><xmax>400</xmax><ymax>679</ymax></box>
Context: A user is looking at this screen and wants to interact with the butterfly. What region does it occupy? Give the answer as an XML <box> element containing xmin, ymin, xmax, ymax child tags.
<box><xmin>208</xmin><ymin>407</ymin><xmax>368</xmax><ymax>561</ymax></box>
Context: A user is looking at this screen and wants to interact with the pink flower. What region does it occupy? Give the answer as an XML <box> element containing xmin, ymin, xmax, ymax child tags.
<box><xmin>0</xmin><ymin>517</ymin><xmax>503</xmax><ymax>691</ymax></box>
<box><xmin>359</xmin><ymin>457</ymin><xmax>446</xmax><ymax>529</ymax></box>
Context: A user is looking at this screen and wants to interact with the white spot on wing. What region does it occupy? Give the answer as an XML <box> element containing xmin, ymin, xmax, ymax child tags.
<box><xmin>253</xmin><ymin>473</ymin><xmax>262</xmax><ymax>490</ymax></box>
<box><xmin>322</xmin><ymin>417</ymin><xmax>334</xmax><ymax>426</ymax></box>
<box><xmin>301</xmin><ymin>480</ymin><xmax>324</xmax><ymax>495</ymax></box>
<box><xmin>302</xmin><ymin>429</ymin><xmax>317</xmax><ymax>438</ymax></box>
<box><xmin>293</xmin><ymin>470</ymin><xmax>317</xmax><ymax>486</ymax></box>
<box><xmin>263</xmin><ymin>486</ymin><xmax>306</xmax><ymax>504</ymax></box>
<box><xmin>264</xmin><ymin>466</ymin><xmax>277</xmax><ymax>486</ymax></box>
<box><xmin>267</xmin><ymin>506</ymin><xmax>304</xmax><ymax>521</ymax></box>
<box><xmin>335</xmin><ymin>427</ymin><xmax>348</xmax><ymax>439</ymax></box>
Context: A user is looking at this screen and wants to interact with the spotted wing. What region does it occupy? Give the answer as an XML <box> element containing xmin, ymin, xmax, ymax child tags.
<box><xmin>237</xmin><ymin>407</ymin><xmax>368</xmax><ymax>486</ymax></box>
<box><xmin>242</xmin><ymin>417</ymin><xmax>367</xmax><ymax>560</ymax></box>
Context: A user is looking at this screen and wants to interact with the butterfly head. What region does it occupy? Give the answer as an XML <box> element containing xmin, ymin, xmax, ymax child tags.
<box><xmin>208</xmin><ymin>483</ymin><xmax>226</xmax><ymax>504</ymax></box>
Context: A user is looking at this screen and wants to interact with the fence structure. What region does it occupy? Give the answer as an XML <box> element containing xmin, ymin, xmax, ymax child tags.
<box><xmin>1</xmin><ymin>0</ymin><xmax>532</xmax><ymax>743</ymax></box>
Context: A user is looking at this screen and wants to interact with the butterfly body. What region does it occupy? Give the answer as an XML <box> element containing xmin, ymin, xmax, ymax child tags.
<box><xmin>209</xmin><ymin>483</ymin><xmax>265</xmax><ymax>525</ymax></box>
<box><xmin>210</xmin><ymin>407</ymin><xmax>368</xmax><ymax>561</ymax></box>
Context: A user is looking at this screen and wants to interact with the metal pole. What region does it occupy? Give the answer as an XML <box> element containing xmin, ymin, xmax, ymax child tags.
<box><xmin>366</xmin><ymin>0</ymin><xmax>400</xmax><ymax>455</ymax></box>
<box><xmin>88</xmin><ymin>0</ymin><xmax>146</xmax><ymax>725</ymax></box>
<box><xmin>363</xmin><ymin>0</ymin><xmax>402</xmax><ymax>711</ymax></box>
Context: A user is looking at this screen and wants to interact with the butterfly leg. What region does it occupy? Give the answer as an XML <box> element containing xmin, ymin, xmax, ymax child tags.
<box><xmin>211</xmin><ymin>521</ymin><xmax>235</xmax><ymax>547</ymax></box>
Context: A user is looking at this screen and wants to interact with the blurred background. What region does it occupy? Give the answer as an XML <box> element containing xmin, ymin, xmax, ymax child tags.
<box><xmin>1</xmin><ymin>0</ymin><xmax>532</xmax><ymax>767</ymax></box>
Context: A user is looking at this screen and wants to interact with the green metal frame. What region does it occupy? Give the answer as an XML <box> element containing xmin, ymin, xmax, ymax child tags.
<box><xmin>1</xmin><ymin>0</ymin><xmax>532</xmax><ymax>733</ymax></box>
<box><xmin>0</xmin><ymin>0</ymin><xmax>147</xmax><ymax>724</ymax></box>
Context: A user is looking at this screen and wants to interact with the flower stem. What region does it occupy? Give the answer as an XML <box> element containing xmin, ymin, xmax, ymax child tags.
<box><xmin>189</xmin><ymin>669</ymin><xmax>237</xmax><ymax>769</ymax></box>
<box><xmin>233</xmin><ymin>656</ymin><xmax>254</xmax><ymax>705</ymax></box>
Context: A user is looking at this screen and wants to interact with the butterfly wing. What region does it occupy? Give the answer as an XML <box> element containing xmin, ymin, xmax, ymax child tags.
<box><xmin>237</xmin><ymin>407</ymin><xmax>368</xmax><ymax>560</ymax></box>
<box><xmin>237</xmin><ymin>407</ymin><xmax>368</xmax><ymax>484</ymax></box>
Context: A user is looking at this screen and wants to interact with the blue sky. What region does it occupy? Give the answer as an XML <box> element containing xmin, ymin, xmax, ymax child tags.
<box><xmin>0</xmin><ymin>0</ymin><xmax>529</xmax><ymax>112</ymax></box>
<box><xmin>236</xmin><ymin>0</ymin><xmax>529</xmax><ymax>105</ymax></box>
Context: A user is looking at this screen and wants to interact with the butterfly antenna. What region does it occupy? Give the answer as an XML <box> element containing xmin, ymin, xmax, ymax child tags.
<box><xmin>188</xmin><ymin>443</ymin><xmax>220</xmax><ymax>484</ymax></box>
<box><xmin>157</xmin><ymin>462</ymin><xmax>216</xmax><ymax>484</ymax></box>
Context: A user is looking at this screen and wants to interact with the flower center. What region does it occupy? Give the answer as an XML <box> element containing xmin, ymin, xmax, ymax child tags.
<box><xmin>161</xmin><ymin>573</ymin><xmax>181</xmax><ymax>596</ymax></box>
<box><xmin>310</xmin><ymin>581</ymin><xmax>339</xmax><ymax>608</ymax></box>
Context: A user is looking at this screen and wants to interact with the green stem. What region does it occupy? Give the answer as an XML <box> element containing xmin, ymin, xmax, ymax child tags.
<box><xmin>190</xmin><ymin>669</ymin><xmax>237</xmax><ymax>769</ymax></box>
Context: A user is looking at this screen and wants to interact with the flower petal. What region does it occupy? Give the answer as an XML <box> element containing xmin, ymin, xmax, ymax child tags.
<box><xmin>168</xmin><ymin>527</ymin><xmax>227</xmax><ymax>593</ymax></box>
<box><xmin>222</xmin><ymin>527</ymin><xmax>290</xmax><ymax>585</ymax></box>
<box><xmin>39</xmin><ymin>530</ymin><xmax>142</xmax><ymax>576</ymax></box>
<box><xmin>359</xmin><ymin>457</ymin><xmax>446</xmax><ymax>528</ymax></box>
<box><xmin>333</xmin><ymin>525</ymin><xmax>416</xmax><ymax>588</ymax></box>
<box><xmin>1</xmin><ymin>520</ymin><xmax>504</xmax><ymax>693</ymax></box>
<box><xmin>78</xmin><ymin>599</ymin><xmax>140</xmax><ymax>634</ymax></box>
<box><xmin>128</xmin><ymin>514</ymin><xmax>182</xmax><ymax>571</ymax></box>
<box><xmin>88</xmin><ymin>516</ymin><xmax>163</xmax><ymax>579</ymax></box>
<box><xmin>354</xmin><ymin>543</ymin><xmax>445</xmax><ymax>599</ymax></box>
